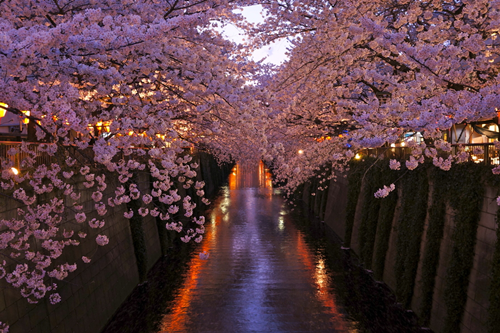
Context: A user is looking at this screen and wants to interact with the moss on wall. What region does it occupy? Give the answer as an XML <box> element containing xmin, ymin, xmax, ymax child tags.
<box><xmin>418</xmin><ymin>167</ymin><xmax>447</xmax><ymax>326</ymax></box>
<box><xmin>126</xmin><ymin>195</ymin><xmax>149</xmax><ymax>283</ymax></box>
<box><xmin>394</xmin><ymin>166</ymin><xmax>429</xmax><ymax>308</ymax></box>
<box><xmin>443</xmin><ymin>164</ymin><xmax>484</xmax><ymax>333</ymax></box>
<box><xmin>372</xmin><ymin>171</ymin><xmax>399</xmax><ymax>280</ymax></box>
<box><xmin>358</xmin><ymin>164</ymin><xmax>382</xmax><ymax>269</ymax></box>
<box><xmin>488</xmin><ymin>207</ymin><xmax>500</xmax><ymax>332</ymax></box>
<box><xmin>344</xmin><ymin>159</ymin><xmax>371</xmax><ymax>247</ymax></box>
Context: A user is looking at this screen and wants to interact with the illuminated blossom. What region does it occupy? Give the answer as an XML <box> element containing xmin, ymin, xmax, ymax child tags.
<box><xmin>81</xmin><ymin>256</ymin><xmax>91</xmax><ymax>264</ymax></box>
<box><xmin>199</xmin><ymin>251</ymin><xmax>210</xmax><ymax>260</ymax></box>
<box><xmin>80</xmin><ymin>166</ymin><xmax>90</xmax><ymax>176</ymax></box>
<box><xmin>180</xmin><ymin>235</ymin><xmax>191</xmax><ymax>243</ymax></box>
<box><xmin>389</xmin><ymin>160</ymin><xmax>400</xmax><ymax>171</ymax></box>
<box><xmin>91</xmin><ymin>191</ymin><xmax>103</xmax><ymax>202</ymax></box>
<box><xmin>96</xmin><ymin>235</ymin><xmax>109</xmax><ymax>246</ymax></box>
<box><xmin>75</xmin><ymin>213</ymin><xmax>86</xmax><ymax>224</ymax></box>
<box><xmin>124</xmin><ymin>210</ymin><xmax>134</xmax><ymax>219</ymax></box>
<box><xmin>405</xmin><ymin>157</ymin><xmax>419</xmax><ymax>171</ymax></box>
<box><xmin>374</xmin><ymin>184</ymin><xmax>396</xmax><ymax>199</ymax></box>
<box><xmin>138</xmin><ymin>207</ymin><xmax>149</xmax><ymax>217</ymax></box>
<box><xmin>89</xmin><ymin>218</ymin><xmax>104</xmax><ymax>229</ymax></box>
<box><xmin>49</xmin><ymin>293</ymin><xmax>61</xmax><ymax>305</ymax></box>
<box><xmin>142</xmin><ymin>194</ymin><xmax>152</xmax><ymax>205</ymax></box>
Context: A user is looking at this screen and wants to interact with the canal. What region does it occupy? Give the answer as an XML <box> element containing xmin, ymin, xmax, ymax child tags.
<box><xmin>102</xmin><ymin>162</ymin><xmax>427</xmax><ymax>333</ymax></box>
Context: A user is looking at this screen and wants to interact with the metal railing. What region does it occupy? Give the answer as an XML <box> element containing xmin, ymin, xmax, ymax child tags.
<box><xmin>3</xmin><ymin>141</ymin><xmax>499</xmax><ymax>172</ymax></box>
<box><xmin>359</xmin><ymin>143</ymin><xmax>500</xmax><ymax>165</ymax></box>
<box><xmin>0</xmin><ymin>141</ymin><xmax>197</xmax><ymax>171</ymax></box>
<box><xmin>0</xmin><ymin>141</ymin><xmax>53</xmax><ymax>170</ymax></box>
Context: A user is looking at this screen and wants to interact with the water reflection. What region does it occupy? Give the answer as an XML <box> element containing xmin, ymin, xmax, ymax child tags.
<box><xmin>229</xmin><ymin>161</ymin><xmax>273</xmax><ymax>191</ymax></box>
<box><xmin>158</xmin><ymin>162</ymin><xmax>356</xmax><ymax>332</ymax></box>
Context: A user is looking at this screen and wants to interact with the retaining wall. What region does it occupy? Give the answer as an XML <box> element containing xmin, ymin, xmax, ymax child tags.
<box><xmin>299</xmin><ymin>164</ymin><xmax>498</xmax><ymax>333</ymax></box>
<box><xmin>0</xmin><ymin>152</ymin><xmax>230</xmax><ymax>333</ymax></box>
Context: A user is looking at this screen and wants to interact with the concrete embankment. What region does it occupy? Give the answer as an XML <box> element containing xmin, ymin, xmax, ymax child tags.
<box><xmin>295</xmin><ymin>160</ymin><xmax>498</xmax><ymax>333</ymax></box>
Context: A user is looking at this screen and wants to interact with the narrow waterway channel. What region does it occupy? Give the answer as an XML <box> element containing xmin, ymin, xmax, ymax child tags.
<box><xmin>156</xmin><ymin>162</ymin><xmax>356</xmax><ymax>332</ymax></box>
<box><xmin>102</xmin><ymin>162</ymin><xmax>426</xmax><ymax>333</ymax></box>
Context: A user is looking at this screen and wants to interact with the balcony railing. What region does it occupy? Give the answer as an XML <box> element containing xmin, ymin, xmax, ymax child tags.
<box><xmin>359</xmin><ymin>143</ymin><xmax>500</xmax><ymax>165</ymax></box>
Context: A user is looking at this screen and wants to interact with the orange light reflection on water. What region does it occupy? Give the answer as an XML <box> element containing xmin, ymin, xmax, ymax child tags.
<box><xmin>229</xmin><ymin>164</ymin><xmax>238</xmax><ymax>190</ymax></box>
<box><xmin>158</xmin><ymin>213</ymin><xmax>218</xmax><ymax>332</ymax></box>
<box><xmin>229</xmin><ymin>161</ymin><xmax>272</xmax><ymax>190</ymax></box>
<box><xmin>159</xmin><ymin>162</ymin><xmax>354</xmax><ymax>332</ymax></box>
<box><xmin>294</xmin><ymin>231</ymin><xmax>355</xmax><ymax>332</ymax></box>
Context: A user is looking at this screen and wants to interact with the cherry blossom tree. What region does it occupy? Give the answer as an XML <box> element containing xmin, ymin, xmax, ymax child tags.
<box><xmin>0</xmin><ymin>0</ymin><xmax>266</xmax><ymax>312</ymax></box>
<box><xmin>1</xmin><ymin>0</ymin><xmax>500</xmax><ymax>328</ymax></box>
<box><xmin>255</xmin><ymin>0</ymin><xmax>500</xmax><ymax>190</ymax></box>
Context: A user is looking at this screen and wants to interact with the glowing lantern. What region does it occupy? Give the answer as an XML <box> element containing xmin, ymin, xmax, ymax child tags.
<box><xmin>0</xmin><ymin>102</ymin><xmax>8</xmax><ymax>118</ymax></box>
<box><xmin>21</xmin><ymin>110</ymin><xmax>30</xmax><ymax>124</ymax></box>
<box><xmin>11</xmin><ymin>167</ymin><xmax>19</xmax><ymax>175</ymax></box>
<box><xmin>88</xmin><ymin>121</ymin><xmax>111</xmax><ymax>133</ymax></box>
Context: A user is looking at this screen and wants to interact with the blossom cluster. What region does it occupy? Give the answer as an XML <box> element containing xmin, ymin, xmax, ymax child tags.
<box><xmin>256</xmin><ymin>0</ymin><xmax>500</xmax><ymax>194</ymax></box>
<box><xmin>0</xmin><ymin>0</ymin><xmax>263</xmax><ymax>317</ymax></box>
<box><xmin>374</xmin><ymin>184</ymin><xmax>396</xmax><ymax>199</ymax></box>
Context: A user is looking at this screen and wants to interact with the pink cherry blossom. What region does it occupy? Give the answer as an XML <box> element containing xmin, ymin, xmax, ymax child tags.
<box><xmin>96</xmin><ymin>235</ymin><xmax>109</xmax><ymax>247</ymax></box>
<box><xmin>374</xmin><ymin>184</ymin><xmax>396</xmax><ymax>199</ymax></box>
<box><xmin>81</xmin><ymin>256</ymin><xmax>91</xmax><ymax>264</ymax></box>
<box><xmin>75</xmin><ymin>213</ymin><xmax>86</xmax><ymax>224</ymax></box>
<box><xmin>124</xmin><ymin>210</ymin><xmax>134</xmax><ymax>219</ymax></box>
<box><xmin>389</xmin><ymin>160</ymin><xmax>401</xmax><ymax>171</ymax></box>
<box><xmin>49</xmin><ymin>293</ymin><xmax>61</xmax><ymax>305</ymax></box>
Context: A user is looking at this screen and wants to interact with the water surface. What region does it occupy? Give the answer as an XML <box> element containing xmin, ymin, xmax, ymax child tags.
<box><xmin>157</xmin><ymin>161</ymin><xmax>356</xmax><ymax>332</ymax></box>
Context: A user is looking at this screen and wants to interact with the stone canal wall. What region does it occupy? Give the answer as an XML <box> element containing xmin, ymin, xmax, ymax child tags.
<box><xmin>297</xmin><ymin>161</ymin><xmax>499</xmax><ymax>333</ymax></box>
<box><xmin>0</xmin><ymin>152</ymin><xmax>230</xmax><ymax>333</ymax></box>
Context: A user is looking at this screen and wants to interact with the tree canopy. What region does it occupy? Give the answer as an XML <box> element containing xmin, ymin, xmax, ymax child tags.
<box><xmin>0</xmin><ymin>0</ymin><xmax>499</xmax><ymax>322</ymax></box>
<box><xmin>256</xmin><ymin>0</ymin><xmax>500</xmax><ymax>188</ymax></box>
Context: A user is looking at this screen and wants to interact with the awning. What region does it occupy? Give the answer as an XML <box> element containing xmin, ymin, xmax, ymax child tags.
<box><xmin>471</xmin><ymin>122</ymin><xmax>499</xmax><ymax>139</ymax></box>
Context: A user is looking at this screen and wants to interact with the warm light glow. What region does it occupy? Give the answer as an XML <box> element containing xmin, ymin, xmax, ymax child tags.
<box><xmin>355</xmin><ymin>154</ymin><xmax>361</xmax><ymax>160</ymax></box>
<box><xmin>0</xmin><ymin>102</ymin><xmax>7</xmax><ymax>118</ymax></box>
<box><xmin>315</xmin><ymin>136</ymin><xmax>332</xmax><ymax>142</ymax></box>
<box><xmin>298</xmin><ymin>149</ymin><xmax>304</xmax><ymax>155</ymax></box>
<box><xmin>294</xmin><ymin>230</ymin><xmax>350</xmax><ymax>331</ymax></box>
<box><xmin>390</xmin><ymin>143</ymin><xmax>396</xmax><ymax>147</ymax></box>
<box><xmin>21</xmin><ymin>110</ymin><xmax>30</xmax><ymax>124</ymax></box>
<box><xmin>94</xmin><ymin>121</ymin><xmax>111</xmax><ymax>132</ymax></box>
<box><xmin>229</xmin><ymin>165</ymin><xmax>238</xmax><ymax>190</ymax></box>
<box><xmin>401</xmin><ymin>141</ymin><xmax>406</xmax><ymax>147</ymax></box>
<box><xmin>11</xmin><ymin>167</ymin><xmax>19</xmax><ymax>175</ymax></box>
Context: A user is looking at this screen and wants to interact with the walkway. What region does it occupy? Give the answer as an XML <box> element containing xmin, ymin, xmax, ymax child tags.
<box><xmin>157</xmin><ymin>162</ymin><xmax>356</xmax><ymax>332</ymax></box>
